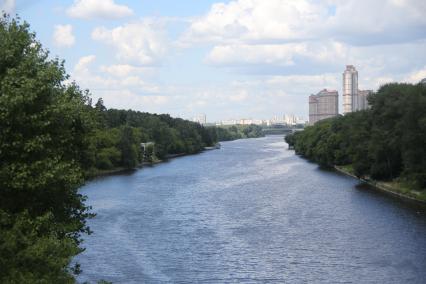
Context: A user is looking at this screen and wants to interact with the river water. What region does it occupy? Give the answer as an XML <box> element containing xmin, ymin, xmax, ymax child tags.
<box><xmin>76</xmin><ymin>136</ymin><xmax>426</xmax><ymax>283</ymax></box>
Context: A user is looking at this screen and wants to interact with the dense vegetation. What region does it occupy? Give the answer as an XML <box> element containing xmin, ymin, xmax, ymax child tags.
<box><xmin>84</xmin><ymin>104</ymin><xmax>264</xmax><ymax>176</ymax></box>
<box><xmin>215</xmin><ymin>124</ymin><xmax>264</xmax><ymax>141</ymax></box>
<box><xmin>0</xmin><ymin>16</ymin><xmax>93</xmax><ymax>283</ymax></box>
<box><xmin>0</xmin><ymin>16</ymin><xmax>264</xmax><ymax>282</ymax></box>
<box><xmin>85</xmin><ymin>103</ymin><xmax>220</xmax><ymax>176</ymax></box>
<box><xmin>286</xmin><ymin>83</ymin><xmax>426</xmax><ymax>190</ymax></box>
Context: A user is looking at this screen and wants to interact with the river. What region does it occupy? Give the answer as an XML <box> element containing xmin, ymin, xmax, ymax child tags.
<box><xmin>75</xmin><ymin>135</ymin><xmax>426</xmax><ymax>283</ymax></box>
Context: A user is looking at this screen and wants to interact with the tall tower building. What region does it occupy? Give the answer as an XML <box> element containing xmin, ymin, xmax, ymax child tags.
<box><xmin>342</xmin><ymin>65</ymin><xmax>358</xmax><ymax>114</ymax></box>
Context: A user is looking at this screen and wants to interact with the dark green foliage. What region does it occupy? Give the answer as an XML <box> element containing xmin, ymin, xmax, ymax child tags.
<box><xmin>86</xmin><ymin>109</ymin><xmax>218</xmax><ymax>169</ymax></box>
<box><xmin>0</xmin><ymin>211</ymin><xmax>79</xmax><ymax>283</ymax></box>
<box><xmin>213</xmin><ymin>124</ymin><xmax>264</xmax><ymax>141</ymax></box>
<box><xmin>0</xmin><ymin>15</ymin><xmax>93</xmax><ymax>282</ymax></box>
<box><xmin>84</xmin><ymin>111</ymin><xmax>265</xmax><ymax>173</ymax></box>
<box><xmin>286</xmin><ymin>83</ymin><xmax>426</xmax><ymax>189</ymax></box>
<box><xmin>94</xmin><ymin>98</ymin><xmax>106</xmax><ymax>112</ymax></box>
<box><xmin>119</xmin><ymin>126</ymin><xmax>139</xmax><ymax>169</ymax></box>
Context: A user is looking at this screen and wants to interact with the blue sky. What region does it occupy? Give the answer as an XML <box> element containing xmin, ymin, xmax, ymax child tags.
<box><xmin>2</xmin><ymin>0</ymin><xmax>426</xmax><ymax>122</ymax></box>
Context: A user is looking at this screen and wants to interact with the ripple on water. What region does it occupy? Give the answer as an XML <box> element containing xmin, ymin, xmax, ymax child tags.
<box><xmin>76</xmin><ymin>136</ymin><xmax>426</xmax><ymax>283</ymax></box>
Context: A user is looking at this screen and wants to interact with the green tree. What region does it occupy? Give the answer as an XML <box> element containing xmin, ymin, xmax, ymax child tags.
<box><xmin>119</xmin><ymin>126</ymin><xmax>139</xmax><ymax>169</ymax></box>
<box><xmin>94</xmin><ymin>97</ymin><xmax>106</xmax><ymax>112</ymax></box>
<box><xmin>0</xmin><ymin>15</ymin><xmax>93</xmax><ymax>282</ymax></box>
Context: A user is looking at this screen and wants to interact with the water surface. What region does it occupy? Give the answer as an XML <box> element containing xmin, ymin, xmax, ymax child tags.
<box><xmin>76</xmin><ymin>136</ymin><xmax>426</xmax><ymax>283</ymax></box>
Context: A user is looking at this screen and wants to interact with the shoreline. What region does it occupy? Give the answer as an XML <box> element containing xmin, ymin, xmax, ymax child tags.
<box><xmin>86</xmin><ymin>144</ymin><xmax>221</xmax><ymax>180</ymax></box>
<box><xmin>334</xmin><ymin>166</ymin><xmax>426</xmax><ymax>206</ymax></box>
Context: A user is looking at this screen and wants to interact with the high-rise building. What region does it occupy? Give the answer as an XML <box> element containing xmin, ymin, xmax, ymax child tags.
<box><xmin>356</xmin><ymin>90</ymin><xmax>372</xmax><ymax>111</ymax></box>
<box><xmin>309</xmin><ymin>89</ymin><xmax>339</xmax><ymax>124</ymax></box>
<box><xmin>342</xmin><ymin>65</ymin><xmax>372</xmax><ymax>113</ymax></box>
<box><xmin>343</xmin><ymin>65</ymin><xmax>358</xmax><ymax>114</ymax></box>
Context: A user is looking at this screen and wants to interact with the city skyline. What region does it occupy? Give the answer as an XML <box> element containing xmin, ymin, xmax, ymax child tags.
<box><xmin>2</xmin><ymin>0</ymin><xmax>426</xmax><ymax>121</ymax></box>
<box><xmin>192</xmin><ymin>113</ymin><xmax>306</xmax><ymax>125</ymax></box>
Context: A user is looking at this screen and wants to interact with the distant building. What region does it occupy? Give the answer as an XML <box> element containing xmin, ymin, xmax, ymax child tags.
<box><xmin>421</xmin><ymin>78</ymin><xmax>426</xmax><ymax>86</ymax></box>
<box><xmin>356</xmin><ymin>90</ymin><xmax>373</xmax><ymax>111</ymax></box>
<box><xmin>309</xmin><ymin>89</ymin><xmax>339</xmax><ymax>124</ymax></box>
<box><xmin>219</xmin><ymin>119</ymin><xmax>237</xmax><ymax>126</ymax></box>
<box><xmin>192</xmin><ymin>114</ymin><xmax>206</xmax><ymax>124</ymax></box>
<box><xmin>343</xmin><ymin>65</ymin><xmax>372</xmax><ymax>113</ymax></box>
<box><xmin>343</xmin><ymin>65</ymin><xmax>358</xmax><ymax>114</ymax></box>
<box><xmin>238</xmin><ymin>119</ymin><xmax>254</xmax><ymax>125</ymax></box>
<box><xmin>284</xmin><ymin>114</ymin><xmax>296</xmax><ymax>126</ymax></box>
<box><xmin>251</xmin><ymin>119</ymin><xmax>264</xmax><ymax>125</ymax></box>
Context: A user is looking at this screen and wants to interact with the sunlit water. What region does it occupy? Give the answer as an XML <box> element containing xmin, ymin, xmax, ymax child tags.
<box><xmin>75</xmin><ymin>136</ymin><xmax>426</xmax><ymax>283</ymax></box>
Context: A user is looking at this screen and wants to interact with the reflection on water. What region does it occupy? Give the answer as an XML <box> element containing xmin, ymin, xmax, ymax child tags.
<box><xmin>75</xmin><ymin>136</ymin><xmax>426</xmax><ymax>283</ymax></box>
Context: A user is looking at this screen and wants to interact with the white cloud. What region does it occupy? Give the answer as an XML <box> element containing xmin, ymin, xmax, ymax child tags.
<box><xmin>0</xmin><ymin>0</ymin><xmax>15</xmax><ymax>13</ymax></box>
<box><xmin>53</xmin><ymin>24</ymin><xmax>75</xmax><ymax>47</ymax></box>
<box><xmin>96</xmin><ymin>90</ymin><xmax>169</xmax><ymax>111</ymax></box>
<box><xmin>328</xmin><ymin>0</ymin><xmax>426</xmax><ymax>44</ymax></box>
<box><xmin>184</xmin><ymin>0</ymin><xmax>426</xmax><ymax>46</ymax></box>
<box><xmin>373</xmin><ymin>76</ymin><xmax>396</xmax><ymax>88</ymax></box>
<box><xmin>67</xmin><ymin>0</ymin><xmax>133</xmax><ymax>20</ymax></box>
<box><xmin>181</xmin><ymin>0</ymin><xmax>426</xmax><ymax>73</ymax></box>
<box><xmin>206</xmin><ymin>41</ymin><xmax>350</xmax><ymax>66</ymax></box>
<box><xmin>72</xmin><ymin>55</ymin><xmax>160</xmax><ymax>93</ymax></box>
<box><xmin>229</xmin><ymin>90</ymin><xmax>249</xmax><ymax>102</ymax></box>
<box><xmin>92</xmin><ymin>19</ymin><xmax>166</xmax><ymax>65</ymax></box>
<box><xmin>99</xmin><ymin>64</ymin><xmax>153</xmax><ymax>77</ymax></box>
<box><xmin>265</xmin><ymin>74</ymin><xmax>339</xmax><ymax>87</ymax></box>
<box><xmin>182</xmin><ymin>0</ymin><xmax>327</xmax><ymax>44</ymax></box>
<box><xmin>70</xmin><ymin>55</ymin><xmax>168</xmax><ymax>113</ymax></box>
<box><xmin>404</xmin><ymin>66</ymin><xmax>426</xmax><ymax>83</ymax></box>
<box><xmin>207</xmin><ymin>44</ymin><xmax>304</xmax><ymax>66</ymax></box>
<box><xmin>74</xmin><ymin>55</ymin><xmax>96</xmax><ymax>75</ymax></box>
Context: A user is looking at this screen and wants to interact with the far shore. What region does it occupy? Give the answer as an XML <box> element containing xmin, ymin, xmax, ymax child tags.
<box><xmin>85</xmin><ymin>144</ymin><xmax>221</xmax><ymax>180</ymax></box>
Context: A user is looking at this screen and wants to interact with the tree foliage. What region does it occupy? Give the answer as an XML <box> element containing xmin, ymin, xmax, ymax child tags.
<box><xmin>214</xmin><ymin>124</ymin><xmax>264</xmax><ymax>141</ymax></box>
<box><xmin>0</xmin><ymin>15</ymin><xmax>93</xmax><ymax>282</ymax></box>
<box><xmin>84</xmin><ymin>109</ymin><xmax>265</xmax><ymax>174</ymax></box>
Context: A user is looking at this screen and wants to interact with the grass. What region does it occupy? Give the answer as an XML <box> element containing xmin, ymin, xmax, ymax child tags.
<box><xmin>376</xmin><ymin>180</ymin><xmax>426</xmax><ymax>202</ymax></box>
<box><xmin>335</xmin><ymin>165</ymin><xmax>426</xmax><ymax>203</ymax></box>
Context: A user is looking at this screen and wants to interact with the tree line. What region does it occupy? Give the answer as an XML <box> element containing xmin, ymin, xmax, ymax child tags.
<box><xmin>85</xmin><ymin>101</ymin><xmax>218</xmax><ymax>176</ymax></box>
<box><xmin>215</xmin><ymin>124</ymin><xmax>264</xmax><ymax>141</ymax></box>
<box><xmin>285</xmin><ymin>82</ymin><xmax>426</xmax><ymax>190</ymax></box>
<box><xmin>0</xmin><ymin>16</ymin><xmax>263</xmax><ymax>282</ymax></box>
<box><xmin>84</xmin><ymin>100</ymin><xmax>264</xmax><ymax>176</ymax></box>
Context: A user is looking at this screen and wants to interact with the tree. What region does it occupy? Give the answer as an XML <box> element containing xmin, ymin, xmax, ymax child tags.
<box><xmin>0</xmin><ymin>15</ymin><xmax>93</xmax><ymax>282</ymax></box>
<box><xmin>95</xmin><ymin>97</ymin><xmax>107</xmax><ymax>112</ymax></box>
<box><xmin>119</xmin><ymin>126</ymin><xmax>139</xmax><ymax>169</ymax></box>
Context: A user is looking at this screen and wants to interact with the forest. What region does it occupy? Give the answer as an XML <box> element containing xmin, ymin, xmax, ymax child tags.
<box><xmin>84</xmin><ymin>103</ymin><xmax>218</xmax><ymax>176</ymax></box>
<box><xmin>83</xmin><ymin>100</ymin><xmax>264</xmax><ymax>177</ymax></box>
<box><xmin>215</xmin><ymin>124</ymin><xmax>264</xmax><ymax>141</ymax></box>
<box><xmin>0</xmin><ymin>16</ymin><xmax>263</xmax><ymax>282</ymax></box>
<box><xmin>285</xmin><ymin>82</ymin><xmax>426</xmax><ymax>190</ymax></box>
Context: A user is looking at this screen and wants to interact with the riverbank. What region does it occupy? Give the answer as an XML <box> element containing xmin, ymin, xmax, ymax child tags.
<box><xmin>86</xmin><ymin>143</ymin><xmax>222</xmax><ymax>180</ymax></box>
<box><xmin>335</xmin><ymin>165</ymin><xmax>426</xmax><ymax>205</ymax></box>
